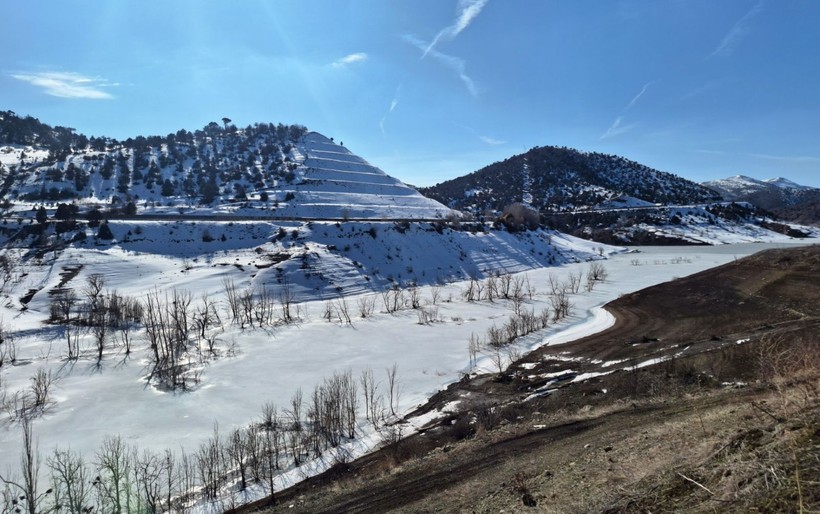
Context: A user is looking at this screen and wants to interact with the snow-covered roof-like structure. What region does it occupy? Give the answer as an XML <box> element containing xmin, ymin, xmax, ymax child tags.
<box><xmin>277</xmin><ymin>132</ymin><xmax>454</xmax><ymax>219</ymax></box>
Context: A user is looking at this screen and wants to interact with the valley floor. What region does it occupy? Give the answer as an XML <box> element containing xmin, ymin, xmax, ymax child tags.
<box><xmin>246</xmin><ymin>244</ymin><xmax>820</xmax><ymax>513</ymax></box>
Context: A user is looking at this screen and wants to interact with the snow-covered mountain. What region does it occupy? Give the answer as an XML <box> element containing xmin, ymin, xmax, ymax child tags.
<box><xmin>764</xmin><ymin>177</ymin><xmax>815</xmax><ymax>190</ymax></box>
<box><xmin>703</xmin><ymin>175</ymin><xmax>820</xmax><ymax>225</ymax></box>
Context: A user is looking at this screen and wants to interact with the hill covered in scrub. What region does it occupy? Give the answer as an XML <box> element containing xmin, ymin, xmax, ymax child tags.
<box><xmin>0</xmin><ymin>111</ymin><xmax>451</xmax><ymax>220</ymax></box>
<box><xmin>419</xmin><ymin>145</ymin><xmax>722</xmax><ymax>215</ymax></box>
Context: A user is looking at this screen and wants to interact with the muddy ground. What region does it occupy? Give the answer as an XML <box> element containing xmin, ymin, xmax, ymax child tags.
<box><xmin>239</xmin><ymin>244</ymin><xmax>820</xmax><ymax>513</ymax></box>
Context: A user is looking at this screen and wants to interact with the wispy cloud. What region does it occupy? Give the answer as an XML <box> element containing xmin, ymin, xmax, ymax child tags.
<box><xmin>600</xmin><ymin>81</ymin><xmax>654</xmax><ymax>140</ymax></box>
<box><xmin>11</xmin><ymin>71</ymin><xmax>116</xmax><ymax>99</ymax></box>
<box><xmin>692</xmin><ymin>149</ymin><xmax>727</xmax><ymax>156</ymax></box>
<box><xmin>452</xmin><ymin>122</ymin><xmax>505</xmax><ymax>146</ymax></box>
<box><xmin>478</xmin><ymin>135</ymin><xmax>506</xmax><ymax>146</ymax></box>
<box><xmin>750</xmin><ymin>153</ymin><xmax>820</xmax><ymax>164</ymax></box>
<box><xmin>423</xmin><ymin>0</ymin><xmax>489</xmax><ymax>58</ymax></box>
<box><xmin>600</xmin><ymin>116</ymin><xmax>637</xmax><ymax>140</ymax></box>
<box><xmin>710</xmin><ymin>0</ymin><xmax>765</xmax><ymax>58</ymax></box>
<box><xmin>331</xmin><ymin>52</ymin><xmax>368</xmax><ymax>68</ymax></box>
<box><xmin>380</xmin><ymin>83</ymin><xmax>403</xmax><ymax>134</ymax></box>
<box><xmin>404</xmin><ymin>34</ymin><xmax>479</xmax><ymax>98</ymax></box>
<box><xmin>625</xmin><ymin>81</ymin><xmax>655</xmax><ymax>110</ymax></box>
<box><xmin>681</xmin><ymin>79</ymin><xmax>725</xmax><ymax>101</ymax></box>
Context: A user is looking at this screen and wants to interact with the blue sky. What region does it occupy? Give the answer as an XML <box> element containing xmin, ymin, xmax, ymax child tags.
<box><xmin>2</xmin><ymin>0</ymin><xmax>819</xmax><ymax>187</ymax></box>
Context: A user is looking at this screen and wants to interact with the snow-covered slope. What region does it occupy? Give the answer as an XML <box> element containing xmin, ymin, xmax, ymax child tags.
<box><xmin>268</xmin><ymin>133</ymin><xmax>451</xmax><ymax>219</ymax></box>
<box><xmin>764</xmin><ymin>177</ymin><xmax>815</xmax><ymax>190</ymax></box>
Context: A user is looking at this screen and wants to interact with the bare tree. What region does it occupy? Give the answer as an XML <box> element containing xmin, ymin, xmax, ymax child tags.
<box><xmin>279</xmin><ymin>278</ymin><xmax>295</xmax><ymax>323</ymax></box>
<box><xmin>587</xmin><ymin>262</ymin><xmax>608</xmax><ymax>282</ymax></box>
<box><xmin>386</xmin><ymin>364</ymin><xmax>400</xmax><ymax>417</ymax></box>
<box><xmin>84</xmin><ymin>273</ymin><xmax>106</xmax><ymax>319</ymax></box>
<box><xmin>359</xmin><ymin>368</ymin><xmax>376</xmax><ymax>424</ymax></box>
<box><xmin>133</xmin><ymin>448</ymin><xmax>164</xmax><ymax>514</ymax></box>
<box><xmin>0</xmin><ymin>416</ymin><xmax>44</xmax><ymax>514</ymax></box>
<box><xmin>222</xmin><ymin>278</ymin><xmax>241</xmax><ymax>324</ymax></box>
<box><xmin>95</xmin><ymin>435</ymin><xmax>133</xmax><ymax>514</ymax></box>
<box><xmin>51</xmin><ymin>289</ymin><xmax>78</xmax><ymax>325</ymax></box>
<box><xmin>49</xmin><ymin>447</ymin><xmax>92</xmax><ymax>514</ymax></box>
<box><xmin>468</xmin><ymin>333</ymin><xmax>481</xmax><ymax>369</ymax></box>
<box><xmin>196</xmin><ymin>425</ymin><xmax>224</xmax><ymax>501</ymax></box>
<box><xmin>567</xmin><ymin>271</ymin><xmax>582</xmax><ymax>294</ymax></box>
<box><xmin>288</xmin><ymin>388</ymin><xmax>303</xmax><ymax>432</ymax></box>
<box><xmin>227</xmin><ymin>428</ymin><xmax>249</xmax><ymax>491</ymax></box>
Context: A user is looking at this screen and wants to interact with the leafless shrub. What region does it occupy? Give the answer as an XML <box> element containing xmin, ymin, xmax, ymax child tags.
<box><xmin>381</xmin><ymin>286</ymin><xmax>404</xmax><ymax>313</ymax></box>
<box><xmin>463</xmin><ymin>278</ymin><xmax>479</xmax><ymax>302</ymax></box>
<box><xmin>485</xmin><ymin>274</ymin><xmax>498</xmax><ymax>302</ymax></box>
<box><xmin>588</xmin><ymin>261</ymin><xmax>608</xmax><ymax>282</ymax></box>
<box><xmin>430</xmin><ymin>286</ymin><xmax>441</xmax><ymax>306</ymax></box>
<box><xmin>334</xmin><ymin>297</ymin><xmax>352</xmax><ymax>325</ymax></box>
<box><xmin>357</xmin><ymin>296</ymin><xmax>376</xmax><ymax>318</ymax></box>
<box><xmin>322</xmin><ymin>301</ymin><xmax>334</xmax><ymax>322</ymax></box>
<box><xmin>550</xmin><ymin>288</ymin><xmax>573</xmax><ymax>321</ymax></box>
<box><xmin>417</xmin><ymin>306</ymin><xmax>439</xmax><ymax>325</ymax></box>
<box><xmin>30</xmin><ymin>368</ymin><xmax>55</xmax><ymax>409</ymax></box>
<box><xmin>407</xmin><ymin>286</ymin><xmax>421</xmax><ymax>309</ymax></box>
<box><xmin>547</xmin><ymin>273</ymin><xmax>560</xmax><ymax>296</ymax></box>
<box><xmin>567</xmin><ymin>271</ymin><xmax>582</xmax><ymax>294</ymax></box>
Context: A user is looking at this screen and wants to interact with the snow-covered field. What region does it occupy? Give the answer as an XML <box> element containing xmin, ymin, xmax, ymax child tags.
<box><xmin>0</xmin><ymin>230</ymin><xmax>814</xmax><ymax>510</ymax></box>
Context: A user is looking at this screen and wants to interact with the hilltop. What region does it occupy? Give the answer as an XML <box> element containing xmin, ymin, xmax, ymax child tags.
<box><xmin>0</xmin><ymin>111</ymin><xmax>450</xmax><ymax>220</ymax></box>
<box><xmin>420</xmin><ymin>145</ymin><xmax>815</xmax><ymax>244</ymax></box>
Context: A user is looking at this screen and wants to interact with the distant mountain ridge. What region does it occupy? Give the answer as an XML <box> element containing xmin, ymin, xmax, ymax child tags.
<box><xmin>703</xmin><ymin>175</ymin><xmax>820</xmax><ymax>225</ymax></box>
<box><xmin>0</xmin><ymin>111</ymin><xmax>450</xmax><ymax>220</ymax></box>
<box><xmin>420</xmin><ymin>145</ymin><xmax>722</xmax><ymax>216</ymax></box>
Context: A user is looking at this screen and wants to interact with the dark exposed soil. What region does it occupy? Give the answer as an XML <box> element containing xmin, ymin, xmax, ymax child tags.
<box><xmin>240</xmin><ymin>244</ymin><xmax>820</xmax><ymax>514</ymax></box>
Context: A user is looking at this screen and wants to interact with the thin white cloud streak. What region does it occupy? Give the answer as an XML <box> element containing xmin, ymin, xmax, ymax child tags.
<box><xmin>710</xmin><ymin>0</ymin><xmax>765</xmax><ymax>58</ymax></box>
<box><xmin>404</xmin><ymin>34</ymin><xmax>479</xmax><ymax>98</ymax></box>
<box><xmin>692</xmin><ymin>149</ymin><xmax>727</xmax><ymax>156</ymax></box>
<box><xmin>380</xmin><ymin>84</ymin><xmax>403</xmax><ymax>134</ymax></box>
<box><xmin>600</xmin><ymin>81</ymin><xmax>653</xmax><ymax>140</ymax></box>
<box><xmin>452</xmin><ymin>121</ymin><xmax>506</xmax><ymax>146</ymax></box>
<box><xmin>11</xmin><ymin>71</ymin><xmax>115</xmax><ymax>99</ymax></box>
<box><xmin>625</xmin><ymin>81</ymin><xmax>655</xmax><ymax>110</ymax></box>
<box><xmin>750</xmin><ymin>153</ymin><xmax>820</xmax><ymax>164</ymax></box>
<box><xmin>479</xmin><ymin>135</ymin><xmax>506</xmax><ymax>146</ymax></box>
<box><xmin>423</xmin><ymin>0</ymin><xmax>489</xmax><ymax>58</ymax></box>
<box><xmin>681</xmin><ymin>79</ymin><xmax>724</xmax><ymax>101</ymax></box>
<box><xmin>331</xmin><ymin>52</ymin><xmax>368</xmax><ymax>68</ymax></box>
<box><xmin>600</xmin><ymin>116</ymin><xmax>637</xmax><ymax>140</ymax></box>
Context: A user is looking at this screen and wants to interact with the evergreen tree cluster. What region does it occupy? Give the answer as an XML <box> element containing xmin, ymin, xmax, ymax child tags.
<box><xmin>0</xmin><ymin>111</ymin><xmax>308</xmax><ymax>205</ymax></box>
<box><xmin>420</xmin><ymin>145</ymin><xmax>723</xmax><ymax>217</ymax></box>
